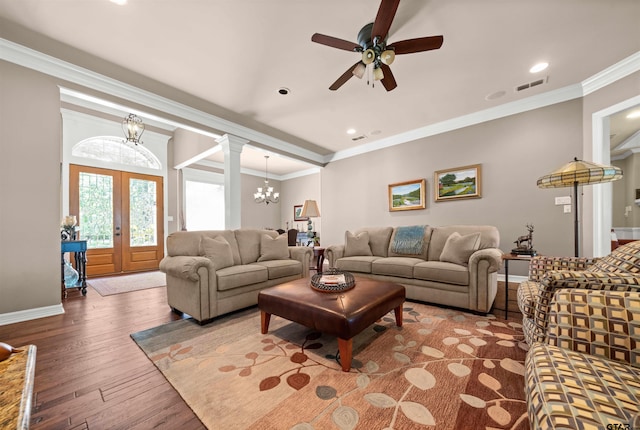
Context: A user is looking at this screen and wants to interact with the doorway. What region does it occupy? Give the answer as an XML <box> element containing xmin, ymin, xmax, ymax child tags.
<box><xmin>69</xmin><ymin>164</ymin><xmax>164</xmax><ymax>277</ymax></box>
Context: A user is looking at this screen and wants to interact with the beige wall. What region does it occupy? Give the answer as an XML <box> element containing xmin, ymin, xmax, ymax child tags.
<box><xmin>321</xmin><ymin>100</ymin><xmax>583</xmax><ymax>268</ymax></box>
<box><xmin>581</xmin><ymin>71</ymin><xmax>640</xmax><ymax>255</ymax></box>
<box><xmin>241</xmin><ymin>173</ymin><xmax>281</xmax><ymax>229</ymax></box>
<box><xmin>0</xmin><ymin>61</ymin><xmax>62</xmax><ymax>314</ymax></box>
<box><xmin>280</xmin><ymin>173</ymin><xmax>322</xmax><ymax>237</ymax></box>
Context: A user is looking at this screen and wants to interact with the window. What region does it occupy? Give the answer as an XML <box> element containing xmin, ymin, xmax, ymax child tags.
<box><xmin>183</xmin><ymin>169</ymin><xmax>225</xmax><ymax>231</ymax></box>
<box><xmin>72</xmin><ymin>136</ymin><xmax>161</xmax><ymax>170</ymax></box>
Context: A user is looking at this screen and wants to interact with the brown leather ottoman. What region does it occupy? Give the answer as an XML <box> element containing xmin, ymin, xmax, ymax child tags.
<box><xmin>258</xmin><ymin>277</ymin><xmax>406</xmax><ymax>371</ymax></box>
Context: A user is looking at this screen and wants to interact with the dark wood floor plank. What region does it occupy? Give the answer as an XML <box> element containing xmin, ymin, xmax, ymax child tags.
<box><xmin>0</xmin><ymin>285</ymin><xmax>204</xmax><ymax>429</ymax></box>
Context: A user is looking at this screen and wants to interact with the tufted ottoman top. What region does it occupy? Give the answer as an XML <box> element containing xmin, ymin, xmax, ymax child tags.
<box><xmin>258</xmin><ymin>277</ymin><xmax>405</xmax><ymax>340</ymax></box>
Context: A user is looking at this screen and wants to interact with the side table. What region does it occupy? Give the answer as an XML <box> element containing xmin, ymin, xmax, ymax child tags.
<box><xmin>312</xmin><ymin>247</ymin><xmax>325</xmax><ymax>274</ymax></box>
<box><xmin>501</xmin><ymin>253</ymin><xmax>533</xmax><ymax>319</ymax></box>
<box><xmin>61</xmin><ymin>240</ymin><xmax>88</xmax><ymax>299</ymax></box>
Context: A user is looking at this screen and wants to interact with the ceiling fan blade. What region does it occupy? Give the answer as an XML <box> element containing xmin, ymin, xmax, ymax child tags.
<box><xmin>329</xmin><ymin>62</ymin><xmax>361</xmax><ymax>91</ymax></box>
<box><xmin>389</xmin><ymin>36</ymin><xmax>444</xmax><ymax>54</ymax></box>
<box><xmin>371</xmin><ymin>0</ymin><xmax>400</xmax><ymax>42</ymax></box>
<box><xmin>311</xmin><ymin>33</ymin><xmax>360</xmax><ymax>52</ymax></box>
<box><xmin>380</xmin><ymin>63</ymin><xmax>397</xmax><ymax>91</ymax></box>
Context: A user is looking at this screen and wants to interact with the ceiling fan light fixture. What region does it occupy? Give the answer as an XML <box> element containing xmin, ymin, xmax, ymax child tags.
<box><xmin>380</xmin><ymin>49</ymin><xmax>395</xmax><ymax>65</ymax></box>
<box><xmin>352</xmin><ymin>62</ymin><xmax>366</xmax><ymax>79</ymax></box>
<box><xmin>373</xmin><ymin>66</ymin><xmax>384</xmax><ymax>81</ymax></box>
<box><xmin>362</xmin><ymin>49</ymin><xmax>375</xmax><ymax>65</ymax></box>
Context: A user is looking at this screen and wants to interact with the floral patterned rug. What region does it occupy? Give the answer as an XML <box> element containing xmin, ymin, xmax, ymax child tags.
<box><xmin>131</xmin><ymin>302</ymin><xmax>529</xmax><ymax>429</ymax></box>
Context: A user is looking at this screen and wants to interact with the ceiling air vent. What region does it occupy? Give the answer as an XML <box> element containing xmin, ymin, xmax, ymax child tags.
<box><xmin>515</xmin><ymin>76</ymin><xmax>548</xmax><ymax>92</ymax></box>
<box><xmin>351</xmin><ymin>135</ymin><xmax>367</xmax><ymax>141</ymax></box>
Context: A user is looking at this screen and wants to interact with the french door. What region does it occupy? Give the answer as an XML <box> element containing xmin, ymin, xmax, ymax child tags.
<box><xmin>69</xmin><ymin>164</ymin><xmax>164</xmax><ymax>277</ymax></box>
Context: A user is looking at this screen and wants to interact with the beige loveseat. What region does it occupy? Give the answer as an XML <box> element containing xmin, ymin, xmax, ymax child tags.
<box><xmin>159</xmin><ymin>229</ymin><xmax>313</xmax><ymax>324</ymax></box>
<box><xmin>326</xmin><ymin>225</ymin><xmax>502</xmax><ymax>313</ymax></box>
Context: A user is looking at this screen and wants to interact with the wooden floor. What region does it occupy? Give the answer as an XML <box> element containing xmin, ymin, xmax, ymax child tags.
<box><xmin>0</xmin><ymin>286</ymin><xmax>205</xmax><ymax>430</ymax></box>
<box><xmin>0</xmin><ymin>279</ymin><xmax>523</xmax><ymax>429</ymax></box>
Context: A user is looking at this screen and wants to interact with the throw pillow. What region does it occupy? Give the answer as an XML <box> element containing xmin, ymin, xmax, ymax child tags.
<box><xmin>439</xmin><ymin>232</ymin><xmax>481</xmax><ymax>266</ymax></box>
<box><xmin>257</xmin><ymin>234</ymin><xmax>289</xmax><ymax>262</ymax></box>
<box><xmin>201</xmin><ymin>236</ymin><xmax>234</xmax><ymax>270</ymax></box>
<box><xmin>344</xmin><ymin>231</ymin><xmax>373</xmax><ymax>257</ymax></box>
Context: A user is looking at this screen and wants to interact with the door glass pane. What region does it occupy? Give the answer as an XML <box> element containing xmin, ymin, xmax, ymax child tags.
<box><xmin>130</xmin><ymin>178</ymin><xmax>157</xmax><ymax>246</ymax></box>
<box><xmin>185</xmin><ymin>180</ymin><xmax>225</xmax><ymax>230</ymax></box>
<box><xmin>79</xmin><ymin>172</ymin><xmax>113</xmax><ymax>249</ymax></box>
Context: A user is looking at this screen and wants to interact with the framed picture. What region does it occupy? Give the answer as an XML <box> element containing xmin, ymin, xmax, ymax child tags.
<box><xmin>388</xmin><ymin>179</ymin><xmax>426</xmax><ymax>211</ymax></box>
<box><xmin>434</xmin><ymin>164</ymin><xmax>482</xmax><ymax>202</ymax></box>
<box><xmin>294</xmin><ymin>205</ymin><xmax>308</xmax><ymax>221</ymax></box>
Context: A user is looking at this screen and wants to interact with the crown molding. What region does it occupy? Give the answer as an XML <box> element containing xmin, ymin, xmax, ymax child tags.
<box><xmin>582</xmin><ymin>50</ymin><xmax>640</xmax><ymax>96</ymax></box>
<box><xmin>194</xmin><ymin>159</ymin><xmax>320</xmax><ymax>180</ymax></box>
<box><xmin>327</xmin><ymin>83</ymin><xmax>584</xmax><ymax>163</ymax></box>
<box><xmin>0</xmin><ymin>38</ymin><xmax>326</xmax><ymax>165</ymax></box>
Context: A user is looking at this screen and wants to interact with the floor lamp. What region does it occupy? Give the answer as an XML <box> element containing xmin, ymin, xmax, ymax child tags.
<box><xmin>537</xmin><ymin>157</ymin><xmax>622</xmax><ymax>257</ymax></box>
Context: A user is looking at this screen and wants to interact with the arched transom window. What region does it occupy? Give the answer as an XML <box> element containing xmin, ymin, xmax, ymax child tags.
<box><xmin>72</xmin><ymin>136</ymin><xmax>161</xmax><ymax>170</ymax></box>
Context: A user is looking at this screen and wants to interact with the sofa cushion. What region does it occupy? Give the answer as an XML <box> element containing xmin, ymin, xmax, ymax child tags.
<box><xmin>439</xmin><ymin>232</ymin><xmax>481</xmax><ymax>266</ymax></box>
<box><xmin>372</xmin><ymin>257</ymin><xmax>423</xmax><ymax>279</ymax></box>
<box><xmin>388</xmin><ymin>225</ymin><xmax>431</xmax><ymax>259</ymax></box>
<box><xmin>428</xmin><ymin>225</ymin><xmax>499</xmax><ymax>261</ymax></box>
<box><xmin>201</xmin><ymin>236</ymin><xmax>234</xmax><ymax>270</ymax></box>
<box><xmin>251</xmin><ymin>260</ymin><xmax>301</xmax><ymax>279</ymax></box>
<box><xmin>235</xmin><ymin>229</ymin><xmax>278</xmax><ymax>264</ymax></box>
<box><xmin>257</xmin><ymin>234</ymin><xmax>289</xmax><ymax>262</ymax></box>
<box><xmin>344</xmin><ymin>231</ymin><xmax>373</xmax><ymax>257</ymax></box>
<box><xmin>336</xmin><ymin>256</ymin><xmax>380</xmax><ymax>273</ymax></box>
<box><xmin>414</xmin><ymin>261</ymin><xmax>469</xmax><ymax>286</ymax></box>
<box><xmin>358</xmin><ymin>227</ymin><xmax>394</xmax><ymax>257</ymax></box>
<box><xmin>216</xmin><ymin>264</ymin><xmax>268</xmax><ymax>291</ymax></box>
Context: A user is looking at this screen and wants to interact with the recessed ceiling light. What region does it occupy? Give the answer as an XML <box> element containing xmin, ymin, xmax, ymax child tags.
<box><xmin>626</xmin><ymin>110</ymin><xmax>640</xmax><ymax>119</ymax></box>
<box><xmin>346</xmin><ymin>128</ymin><xmax>356</xmax><ymax>135</ymax></box>
<box><xmin>110</xmin><ymin>0</ymin><xmax>127</xmax><ymax>4</ymax></box>
<box><xmin>278</xmin><ymin>87</ymin><xmax>290</xmax><ymax>95</ymax></box>
<box><xmin>529</xmin><ymin>62</ymin><xmax>549</xmax><ymax>73</ymax></box>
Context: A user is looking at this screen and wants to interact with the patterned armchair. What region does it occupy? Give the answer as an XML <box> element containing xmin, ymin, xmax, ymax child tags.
<box><xmin>526</xmin><ymin>289</ymin><xmax>640</xmax><ymax>428</ymax></box>
<box><xmin>517</xmin><ymin>241</ymin><xmax>640</xmax><ymax>344</ymax></box>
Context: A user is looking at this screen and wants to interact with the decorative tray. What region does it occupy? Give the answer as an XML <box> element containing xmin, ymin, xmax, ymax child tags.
<box><xmin>310</xmin><ymin>269</ymin><xmax>355</xmax><ymax>293</ymax></box>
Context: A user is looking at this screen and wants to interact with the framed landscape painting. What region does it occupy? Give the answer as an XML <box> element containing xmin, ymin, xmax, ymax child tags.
<box><xmin>434</xmin><ymin>164</ymin><xmax>482</xmax><ymax>202</ymax></box>
<box><xmin>293</xmin><ymin>205</ymin><xmax>308</xmax><ymax>221</ymax></box>
<box><xmin>388</xmin><ymin>179</ymin><xmax>426</xmax><ymax>211</ymax></box>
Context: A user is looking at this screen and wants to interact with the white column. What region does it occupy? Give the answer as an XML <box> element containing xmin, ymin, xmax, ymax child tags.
<box><xmin>218</xmin><ymin>134</ymin><xmax>248</xmax><ymax>230</ymax></box>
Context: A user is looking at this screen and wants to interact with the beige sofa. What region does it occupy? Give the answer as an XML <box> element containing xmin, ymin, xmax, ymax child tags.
<box><xmin>159</xmin><ymin>229</ymin><xmax>313</xmax><ymax>324</ymax></box>
<box><xmin>326</xmin><ymin>225</ymin><xmax>502</xmax><ymax>313</ymax></box>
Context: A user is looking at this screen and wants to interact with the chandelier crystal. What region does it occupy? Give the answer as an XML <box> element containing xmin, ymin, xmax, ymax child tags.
<box><xmin>254</xmin><ymin>155</ymin><xmax>279</xmax><ymax>204</ymax></box>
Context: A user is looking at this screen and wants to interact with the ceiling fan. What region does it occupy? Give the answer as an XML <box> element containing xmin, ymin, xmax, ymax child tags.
<box><xmin>311</xmin><ymin>0</ymin><xmax>443</xmax><ymax>91</ymax></box>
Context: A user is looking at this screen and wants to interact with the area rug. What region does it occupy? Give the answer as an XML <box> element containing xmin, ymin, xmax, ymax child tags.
<box><xmin>131</xmin><ymin>302</ymin><xmax>529</xmax><ymax>429</ymax></box>
<box><xmin>88</xmin><ymin>271</ymin><xmax>166</xmax><ymax>296</ymax></box>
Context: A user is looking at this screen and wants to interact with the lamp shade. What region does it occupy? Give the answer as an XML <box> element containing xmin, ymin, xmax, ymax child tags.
<box><xmin>536</xmin><ymin>157</ymin><xmax>623</xmax><ymax>257</ymax></box>
<box><xmin>536</xmin><ymin>157</ymin><xmax>622</xmax><ymax>188</ymax></box>
<box><xmin>300</xmin><ymin>200</ymin><xmax>320</xmax><ymax>218</ymax></box>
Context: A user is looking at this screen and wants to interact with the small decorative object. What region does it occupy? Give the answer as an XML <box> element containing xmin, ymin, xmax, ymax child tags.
<box><xmin>512</xmin><ymin>224</ymin><xmax>537</xmax><ymax>256</ymax></box>
<box><xmin>388</xmin><ymin>179</ymin><xmax>426</xmax><ymax>211</ymax></box>
<box><xmin>434</xmin><ymin>164</ymin><xmax>482</xmax><ymax>202</ymax></box>
<box><xmin>63</xmin><ymin>258</ymin><xmax>79</xmax><ymax>288</ymax></box>
<box><xmin>61</xmin><ymin>215</ymin><xmax>77</xmax><ymax>241</ymax></box>
<box><xmin>311</xmin><ymin>269</ymin><xmax>355</xmax><ymax>293</ymax></box>
<box><xmin>0</xmin><ymin>342</ymin><xmax>22</xmax><ymax>362</ymax></box>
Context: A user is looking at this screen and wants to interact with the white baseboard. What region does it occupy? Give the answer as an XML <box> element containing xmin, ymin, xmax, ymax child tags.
<box><xmin>497</xmin><ymin>274</ymin><xmax>527</xmax><ymax>284</ymax></box>
<box><xmin>0</xmin><ymin>304</ymin><xmax>65</xmax><ymax>326</ymax></box>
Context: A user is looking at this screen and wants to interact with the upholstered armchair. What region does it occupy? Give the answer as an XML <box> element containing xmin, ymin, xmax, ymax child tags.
<box><xmin>517</xmin><ymin>240</ymin><xmax>640</xmax><ymax>344</ymax></box>
<box><xmin>526</xmin><ymin>289</ymin><xmax>640</xmax><ymax>428</ymax></box>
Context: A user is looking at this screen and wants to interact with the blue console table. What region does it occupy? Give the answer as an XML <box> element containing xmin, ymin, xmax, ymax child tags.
<box><xmin>60</xmin><ymin>240</ymin><xmax>88</xmax><ymax>299</ymax></box>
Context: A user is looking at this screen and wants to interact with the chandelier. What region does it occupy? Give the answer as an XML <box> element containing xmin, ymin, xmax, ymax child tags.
<box><xmin>254</xmin><ymin>155</ymin><xmax>279</xmax><ymax>204</ymax></box>
<box><xmin>122</xmin><ymin>113</ymin><xmax>145</xmax><ymax>145</ymax></box>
